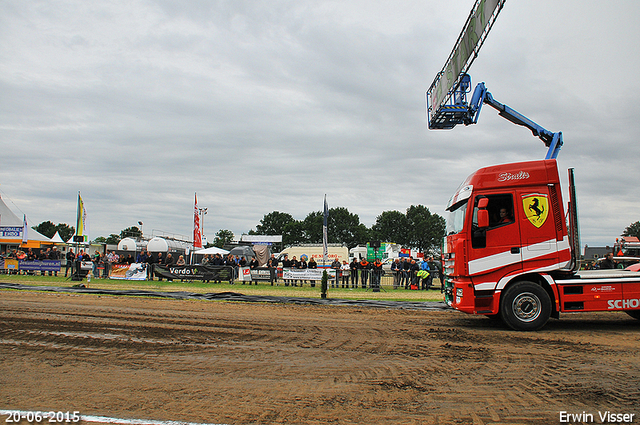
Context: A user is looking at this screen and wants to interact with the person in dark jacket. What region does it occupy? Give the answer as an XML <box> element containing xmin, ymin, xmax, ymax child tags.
<box><xmin>359</xmin><ymin>258</ymin><xmax>370</xmax><ymax>289</ymax></box>
<box><xmin>600</xmin><ymin>252</ymin><xmax>616</xmax><ymax>269</ymax></box>
<box><xmin>371</xmin><ymin>259</ymin><xmax>383</xmax><ymax>290</ymax></box>
<box><xmin>350</xmin><ymin>258</ymin><xmax>359</xmax><ymax>288</ymax></box>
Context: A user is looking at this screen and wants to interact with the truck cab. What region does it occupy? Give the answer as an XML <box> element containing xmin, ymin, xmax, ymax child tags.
<box><xmin>443</xmin><ymin>159</ymin><xmax>640</xmax><ymax>330</ymax></box>
<box><xmin>443</xmin><ymin>160</ymin><xmax>572</xmax><ymax>326</ymax></box>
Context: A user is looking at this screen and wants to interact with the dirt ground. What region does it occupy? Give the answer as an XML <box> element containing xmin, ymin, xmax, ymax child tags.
<box><xmin>1</xmin><ymin>289</ymin><xmax>639</xmax><ymax>425</ymax></box>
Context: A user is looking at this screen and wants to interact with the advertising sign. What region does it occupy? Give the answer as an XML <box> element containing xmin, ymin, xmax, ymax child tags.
<box><xmin>0</xmin><ymin>226</ymin><xmax>23</xmax><ymax>237</ymax></box>
<box><xmin>153</xmin><ymin>265</ymin><xmax>234</xmax><ymax>282</ymax></box>
<box><xmin>282</xmin><ymin>268</ymin><xmax>335</xmax><ymax>281</ymax></box>
<box><xmin>18</xmin><ymin>260</ymin><xmax>61</xmax><ymax>272</ymax></box>
<box><xmin>109</xmin><ymin>263</ymin><xmax>149</xmax><ymax>280</ymax></box>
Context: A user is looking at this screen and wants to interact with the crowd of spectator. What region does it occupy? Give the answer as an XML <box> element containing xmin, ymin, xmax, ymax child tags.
<box><xmin>1</xmin><ymin>247</ymin><xmax>62</xmax><ymax>276</ymax></box>
<box><xmin>2</xmin><ymin>246</ymin><xmax>442</xmax><ymax>290</ymax></box>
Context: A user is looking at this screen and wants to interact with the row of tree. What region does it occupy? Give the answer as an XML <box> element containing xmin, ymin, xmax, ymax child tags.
<box><xmin>217</xmin><ymin>205</ymin><xmax>447</xmax><ymax>254</ymax></box>
<box><xmin>32</xmin><ymin>221</ymin><xmax>142</xmax><ymax>246</ymax></box>
<box><xmin>33</xmin><ymin>214</ymin><xmax>640</xmax><ymax>256</ymax></box>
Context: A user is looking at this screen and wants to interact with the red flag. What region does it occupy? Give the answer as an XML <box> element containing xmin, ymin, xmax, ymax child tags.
<box><xmin>194</xmin><ymin>193</ymin><xmax>202</xmax><ymax>248</ymax></box>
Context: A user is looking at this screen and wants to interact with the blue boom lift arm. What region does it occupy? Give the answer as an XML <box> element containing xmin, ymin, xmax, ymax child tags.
<box><xmin>429</xmin><ymin>74</ymin><xmax>563</xmax><ymax>159</ymax></box>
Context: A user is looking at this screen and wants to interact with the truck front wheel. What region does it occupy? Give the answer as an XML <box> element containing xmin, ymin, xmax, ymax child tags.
<box><xmin>500</xmin><ymin>281</ymin><xmax>551</xmax><ymax>331</ymax></box>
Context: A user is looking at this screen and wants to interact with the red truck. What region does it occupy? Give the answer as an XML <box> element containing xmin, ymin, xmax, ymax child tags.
<box><xmin>442</xmin><ymin>158</ymin><xmax>640</xmax><ymax>330</ymax></box>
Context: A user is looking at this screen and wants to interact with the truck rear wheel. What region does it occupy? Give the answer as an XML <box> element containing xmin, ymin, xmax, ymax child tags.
<box><xmin>500</xmin><ymin>281</ymin><xmax>551</xmax><ymax>331</ymax></box>
<box><xmin>626</xmin><ymin>310</ymin><xmax>640</xmax><ymax>320</ymax></box>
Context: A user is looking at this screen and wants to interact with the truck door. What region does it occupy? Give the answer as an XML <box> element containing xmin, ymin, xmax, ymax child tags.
<box><xmin>517</xmin><ymin>187</ymin><xmax>559</xmax><ymax>271</ymax></box>
<box><xmin>468</xmin><ymin>193</ymin><xmax>522</xmax><ymax>279</ymax></box>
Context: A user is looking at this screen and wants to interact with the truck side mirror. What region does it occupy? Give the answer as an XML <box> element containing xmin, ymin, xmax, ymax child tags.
<box><xmin>476</xmin><ymin>197</ymin><xmax>489</xmax><ymax>228</ymax></box>
<box><xmin>477</xmin><ymin>210</ymin><xmax>489</xmax><ymax>228</ymax></box>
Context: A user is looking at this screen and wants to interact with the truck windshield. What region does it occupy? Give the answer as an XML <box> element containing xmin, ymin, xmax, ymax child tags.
<box><xmin>447</xmin><ymin>200</ymin><xmax>468</xmax><ymax>235</ymax></box>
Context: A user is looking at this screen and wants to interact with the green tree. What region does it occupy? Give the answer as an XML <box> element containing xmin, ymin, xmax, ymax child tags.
<box><xmin>282</xmin><ymin>220</ymin><xmax>305</xmax><ymax>246</ymax></box>
<box><xmin>301</xmin><ymin>211</ymin><xmax>323</xmax><ymax>243</ymax></box>
<box><xmin>120</xmin><ymin>226</ymin><xmax>142</xmax><ymax>239</ymax></box>
<box><xmin>253</xmin><ymin>211</ymin><xmax>295</xmax><ymax>235</ymax></box>
<box><xmin>214</xmin><ymin>229</ymin><xmax>234</xmax><ymax>248</ymax></box>
<box><xmin>33</xmin><ymin>221</ymin><xmax>57</xmax><ymax>238</ymax></box>
<box><xmin>250</xmin><ymin>211</ymin><xmax>299</xmax><ymax>248</ymax></box>
<box><xmin>622</xmin><ymin>221</ymin><xmax>640</xmax><ymax>238</ymax></box>
<box><xmin>297</xmin><ymin>207</ymin><xmax>369</xmax><ymax>248</ymax></box>
<box><xmin>371</xmin><ymin>211</ymin><xmax>410</xmax><ymax>245</ymax></box>
<box><xmin>328</xmin><ymin>207</ymin><xmax>369</xmax><ymax>248</ymax></box>
<box><xmin>33</xmin><ymin>221</ymin><xmax>75</xmax><ymax>241</ymax></box>
<box><xmin>106</xmin><ymin>234</ymin><xmax>121</xmax><ymax>245</ymax></box>
<box><xmin>56</xmin><ymin>223</ymin><xmax>75</xmax><ymax>241</ymax></box>
<box><xmin>405</xmin><ymin>205</ymin><xmax>446</xmax><ymax>254</ymax></box>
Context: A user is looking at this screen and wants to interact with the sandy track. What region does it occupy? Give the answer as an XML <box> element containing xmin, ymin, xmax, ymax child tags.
<box><xmin>1</xmin><ymin>290</ymin><xmax>639</xmax><ymax>424</ymax></box>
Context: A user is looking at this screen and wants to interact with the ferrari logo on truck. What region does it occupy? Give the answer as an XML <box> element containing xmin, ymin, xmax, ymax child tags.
<box><xmin>522</xmin><ymin>193</ymin><xmax>549</xmax><ymax>228</ymax></box>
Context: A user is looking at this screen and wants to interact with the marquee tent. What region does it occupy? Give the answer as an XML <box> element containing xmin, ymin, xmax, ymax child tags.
<box><xmin>194</xmin><ymin>246</ymin><xmax>230</xmax><ymax>255</ymax></box>
<box><xmin>0</xmin><ymin>195</ymin><xmax>51</xmax><ymax>249</ymax></box>
<box><xmin>50</xmin><ymin>231</ymin><xmax>65</xmax><ymax>243</ymax></box>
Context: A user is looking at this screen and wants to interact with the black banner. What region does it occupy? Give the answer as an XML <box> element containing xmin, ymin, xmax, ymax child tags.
<box><xmin>154</xmin><ymin>264</ymin><xmax>235</xmax><ymax>282</ymax></box>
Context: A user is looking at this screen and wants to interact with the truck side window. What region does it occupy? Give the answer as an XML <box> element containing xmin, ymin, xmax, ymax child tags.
<box><xmin>472</xmin><ymin>194</ymin><xmax>515</xmax><ymax>249</ymax></box>
<box><xmin>481</xmin><ymin>194</ymin><xmax>515</xmax><ymax>228</ymax></box>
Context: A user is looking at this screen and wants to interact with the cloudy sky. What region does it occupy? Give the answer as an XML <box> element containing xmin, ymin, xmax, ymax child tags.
<box><xmin>1</xmin><ymin>0</ymin><xmax>639</xmax><ymax>249</ymax></box>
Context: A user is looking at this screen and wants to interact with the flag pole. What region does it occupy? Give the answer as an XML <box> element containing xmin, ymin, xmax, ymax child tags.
<box><xmin>322</xmin><ymin>194</ymin><xmax>328</xmax><ymax>267</ymax></box>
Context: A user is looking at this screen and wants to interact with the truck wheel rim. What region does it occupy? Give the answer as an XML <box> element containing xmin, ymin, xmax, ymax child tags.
<box><xmin>512</xmin><ymin>292</ymin><xmax>541</xmax><ymax>322</ymax></box>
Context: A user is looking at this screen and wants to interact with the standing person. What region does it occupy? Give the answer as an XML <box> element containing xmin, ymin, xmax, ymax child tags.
<box><xmin>371</xmin><ymin>258</ymin><xmax>383</xmax><ymax>290</ymax></box>
<box><xmin>600</xmin><ymin>252</ymin><xmax>616</xmax><ymax>269</ymax></box>
<box><xmin>146</xmin><ymin>253</ymin><xmax>156</xmax><ymax>281</ymax></box>
<box><xmin>211</xmin><ymin>253</ymin><xmax>223</xmax><ymax>283</ymax></box>
<box><xmin>359</xmin><ymin>257</ymin><xmax>370</xmax><ymax>289</ymax></box>
<box><xmin>341</xmin><ymin>260</ymin><xmax>350</xmax><ymax>288</ymax></box>
<box><xmin>391</xmin><ymin>258</ymin><xmax>401</xmax><ymax>289</ymax></box>
<box><xmin>282</xmin><ymin>254</ymin><xmax>291</xmax><ymax>286</ymax></box>
<box><xmin>225</xmin><ymin>254</ymin><xmax>237</xmax><ymax>283</ymax></box>
<box><xmin>403</xmin><ymin>258</ymin><xmax>412</xmax><ymax>289</ymax></box>
<box><xmin>308</xmin><ymin>256</ymin><xmax>318</xmax><ymax>287</ymax></box>
<box><xmin>49</xmin><ymin>246</ymin><xmax>60</xmax><ymax>276</ymax></box>
<box><xmin>176</xmin><ymin>255</ymin><xmax>186</xmax><ymax>265</ymax></box>
<box><xmin>268</xmin><ymin>254</ymin><xmax>278</xmax><ymax>285</ymax></box>
<box><xmin>426</xmin><ymin>257</ymin><xmax>435</xmax><ymax>289</ymax></box>
<box><xmin>330</xmin><ymin>257</ymin><xmax>341</xmax><ymax>288</ymax></box>
<box><xmin>65</xmin><ymin>248</ymin><xmax>75</xmax><ymax>278</ymax></box>
<box><xmin>297</xmin><ymin>256</ymin><xmax>307</xmax><ymax>286</ymax></box>
<box><xmin>290</xmin><ymin>256</ymin><xmax>299</xmax><ymax>286</ymax></box>
<box><xmin>420</xmin><ymin>259</ymin><xmax>431</xmax><ymax>290</ymax></box>
<box><xmin>38</xmin><ymin>249</ymin><xmax>47</xmax><ymax>276</ymax></box>
<box><xmin>158</xmin><ymin>252</ymin><xmax>171</xmax><ymax>282</ymax></box>
<box><xmin>108</xmin><ymin>250</ymin><xmax>119</xmax><ymax>277</ymax></box>
<box><xmin>350</xmin><ymin>257</ymin><xmax>359</xmax><ymax>288</ymax></box>
<box><xmin>92</xmin><ymin>251</ymin><xmax>101</xmax><ymax>279</ymax></box>
<box><xmin>410</xmin><ymin>259</ymin><xmax>420</xmax><ymax>289</ymax></box>
<box><xmin>155</xmin><ymin>252</ymin><xmax>164</xmax><ymax>280</ymax></box>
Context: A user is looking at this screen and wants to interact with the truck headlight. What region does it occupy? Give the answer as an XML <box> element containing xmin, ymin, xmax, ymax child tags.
<box><xmin>456</xmin><ymin>288</ymin><xmax>464</xmax><ymax>297</ymax></box>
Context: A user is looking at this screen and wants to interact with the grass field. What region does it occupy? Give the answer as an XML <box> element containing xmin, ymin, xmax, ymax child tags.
<box><xmin>0</xmin><ymin>273</ymin><xmax>445</xmax><ymax>302</ymax></box>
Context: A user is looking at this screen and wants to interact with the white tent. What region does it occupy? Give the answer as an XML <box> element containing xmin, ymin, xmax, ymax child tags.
<box><xmin>194</xmin><ymin>246</ymin><xmax>229</xmax><ymax>255</ymax></box>
<box><xmin>0</xmin><ymin>195</ymin><xmax>51</xmax><ymax>247</ymax></box>
<box><xmin>50</xmin><ymin>231</ymin><xmax>65</xmax><ymax>243</ymax></box>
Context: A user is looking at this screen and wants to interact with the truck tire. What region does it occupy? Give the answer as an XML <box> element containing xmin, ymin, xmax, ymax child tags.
<box><xmin>626</xmin><ymin>310</ymin><xmax>640</xmax><ymax>320</ymax></box>
<box><xmin>500</xmin><ymin>281</ymin><xmax>551</xmax><ymax>331</ymax></box>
